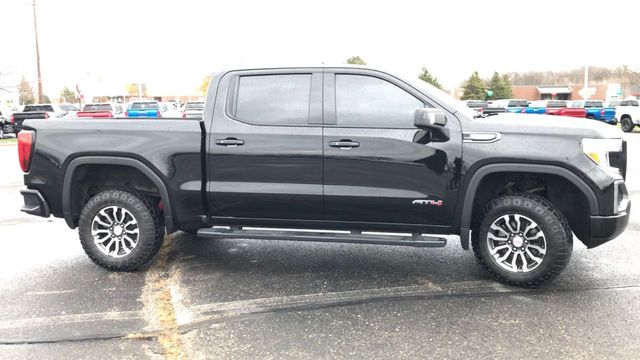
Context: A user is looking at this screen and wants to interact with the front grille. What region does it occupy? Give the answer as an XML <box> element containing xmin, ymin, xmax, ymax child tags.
<box><xmin>609</xmin><ymin>140</ymin><xmax>627</xmax><ymax>180</ymax></box>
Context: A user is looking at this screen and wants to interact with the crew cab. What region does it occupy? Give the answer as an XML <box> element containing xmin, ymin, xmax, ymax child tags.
<box><xmin>10</xmin><ymin>104</ymin><xmax>70</xmax><ymax>134</ymax></box>
<box><xmin>607</xmin><ymin>99</ymin><xmax>640</xmax><ymax>132</ymax></box>
<box><xmin>77</xmin><ymin>103</ymin><xmax>124</xmax><ymax>118</ymax></box>
<box><xmin>18</xmin><ymin>66</ymin><xmax>630</xmax><ymax>287</ymax></box>
<box><xmin>570</xmin><ymin>100</ymin><xmax>616</xmax><ymax>124</ymax></box>
<box><xmin>124</xmin><ymin>101</ymin><xmax>162</xmax><ymax>118</ymax></box>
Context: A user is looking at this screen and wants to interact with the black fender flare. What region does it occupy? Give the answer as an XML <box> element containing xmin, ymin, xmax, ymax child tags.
<box><xmin>458</xmin><ymin>163</ymin><xmax>598</xmax><ymax>250</ymax></box>
<box><xmin>62</xmin><ymin>156</ymin><xmax>175</xmax><ymax>232</ymax></box>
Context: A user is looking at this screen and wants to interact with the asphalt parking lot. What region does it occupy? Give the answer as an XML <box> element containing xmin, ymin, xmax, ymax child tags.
<box><xmin>1</xmin><ymin>134</ymin><xmax>639</xmax><ymax>359</ymax></box>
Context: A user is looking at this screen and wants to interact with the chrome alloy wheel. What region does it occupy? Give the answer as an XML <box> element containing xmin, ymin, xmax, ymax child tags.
<box><xmin>91</xmin><ymin>206</ymin><xmax>139</xmax><ymax>258</ymax></box>
<box><xmin>486</xmin><ymin>214</ymin><xmax>547</xmax><ymax>273</ymax></box>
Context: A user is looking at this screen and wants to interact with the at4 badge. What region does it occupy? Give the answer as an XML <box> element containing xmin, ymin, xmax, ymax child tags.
<box><xmin>412</xmin><ymin>199</ymin><xmax>444</xmax><ymax>207</ymax></box>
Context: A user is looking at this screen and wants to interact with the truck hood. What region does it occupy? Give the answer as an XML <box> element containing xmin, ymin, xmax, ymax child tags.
<box><xmin>471</xmin><ymin>113</ymin><xmax>622</xmax><ymax>139</ymax></box>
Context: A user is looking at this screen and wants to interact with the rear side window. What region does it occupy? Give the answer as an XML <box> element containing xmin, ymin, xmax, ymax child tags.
<box><xmin>335</xmin><ymin>74</ymin><xmax>423</xmax><ymax>128</ymax></box>
<box><xmin>235</xmin><ymin>74</ymin><xmax>311</xmax><ymax>125</ymax></box>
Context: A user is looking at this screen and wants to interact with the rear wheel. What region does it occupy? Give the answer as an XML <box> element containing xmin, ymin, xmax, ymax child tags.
<box><xmin>621</xmin><ymin>117</ymin><xmax>635</xmax><ymax>132</ymax></box>
<box><xmin>472</xmin><ymin>194</ymin><xmax>572</xmax><ymax>287</ymax></box>
<box><xmin>79</xmin><ymin>190</ymin><xmax>164</xmax><ymax>271</ymax></box>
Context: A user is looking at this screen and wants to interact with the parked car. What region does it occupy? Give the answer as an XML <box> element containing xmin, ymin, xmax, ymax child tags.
<box><xmin>570</xmin><ymin>100</ymin><xmax>616</xmax><ymax>124</ymax></box>
<box><xmin>160</xmin><ymin>102</ymin><xmax>182</xmax><ymax>118</ymax></box>
<box><xmin>10</xmin><ymin>104</ymin><xmax>71</xmax><ymax>134</ymax></box>
<box><xmin>182</xmin><ymin>101</ymin><xmax>205</xmax><ymax>119</ymax></box>
<box><xmin>491</xmin><ymin>99</ymin><xmax>529</xmax><ymax>113</ymax></box>
<box><xmin>0</xmin><ymin>108</ymin><xmax>12</xmax><ymax>138</ymax></box>
<box><xmin>524</xmin><ymin>100</ymin><xmax>550</xmax><ymax>114</ymax></box>
<box><xmin>124</xmin><ymin>101</ymin><xmax>162</xmax><ymax>118</ymax></box>
<box><xmin>608</xmin><ymin>99</ymin><xmax>640</xmax><ymax>132</ymax></box>
<box><xmin>18</xmin><ymin>66</ymin><xmax>629</xmax><ymax>287</ymax></box>
<box><xmin>59</xmin><ymin>104</ymin><xmax>80</xmax><ymax>117</ymax></box>
<box><xmin>77</xmin><ymin>103</ymin><xmax>124</xmax><ymax>118</ymax></box>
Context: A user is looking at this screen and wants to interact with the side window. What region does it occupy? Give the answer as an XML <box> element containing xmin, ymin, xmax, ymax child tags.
<box><xmin>234</xmin><ymin>74</ymin><xmax>312</xmax><ymax>125</ymax></box>
<box><xmin>335</xmin><ymin>74</ymin><xmax>423</xmax><ymax>128</ymax></box>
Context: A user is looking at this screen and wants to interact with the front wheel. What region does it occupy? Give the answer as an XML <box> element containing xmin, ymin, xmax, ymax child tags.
<box><xmin>621</xmin><ymin>117</ymin><xmax>635</xmax><ymax>132</ymax></box>
<box><xmin>78</xmin><ymin>190</ymin><xmax>165</xmax><ymax>271</ymax></box>
<box><xmin>472</xmin><ymin>194</ymin><xmax>572</xmax><ymax>287</ymax></box>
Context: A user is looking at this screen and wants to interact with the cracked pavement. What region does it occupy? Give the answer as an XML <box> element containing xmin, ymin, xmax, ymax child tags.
<box><xmin>0</xmin><ymin>135</ymin><xmax>639</xmax><ymax>359</ymax></box>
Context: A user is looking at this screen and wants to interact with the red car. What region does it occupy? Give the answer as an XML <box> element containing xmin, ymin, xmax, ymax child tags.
<box><xmin>543</xmin><ymin>100</ymin><xmax>586</xmax><ymax>118</ymax></box>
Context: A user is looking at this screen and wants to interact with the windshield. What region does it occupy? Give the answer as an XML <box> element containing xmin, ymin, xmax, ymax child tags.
<box><xmin>404</xmin><ymin>76</ymin><xmax>476</xmax><ymax>118</ymax></box>
<box><xmin>59</xmin><ymin>104</ymin><xmax>79</xmax><ymax>111</ymax></box>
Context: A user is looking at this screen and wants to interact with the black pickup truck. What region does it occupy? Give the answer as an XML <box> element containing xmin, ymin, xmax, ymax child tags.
<box><xmin>18</xmin><ymin>66</ymin><xmax>629</xmax><ymax>287</ymax></box>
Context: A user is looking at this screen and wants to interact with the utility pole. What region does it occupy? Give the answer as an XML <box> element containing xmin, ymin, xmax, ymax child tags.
<box><xmin>32</xmin><ymin>0</ymin><xmax>43</xmax><ymax>103</ymax></box>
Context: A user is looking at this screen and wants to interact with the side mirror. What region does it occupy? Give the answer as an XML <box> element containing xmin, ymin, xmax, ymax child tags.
<box><xmin>414</xmin><ymin>108</ymin><xmax>447</xmax><ymax>128</ymax></box>
<box><xmin>413</xmin><ymin>108</ymin><xmax>449</xmax><ymax>142</ymax></box>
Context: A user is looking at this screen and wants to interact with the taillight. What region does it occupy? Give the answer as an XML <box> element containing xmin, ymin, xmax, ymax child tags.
<box><xmin>124</xmin><ymin>111</ymin><xmax>129</xmax><ymax>117</ymax></box>
<box><xmin>182</xmin><ymin>112</ymin><xmax>187</xmax><ymax>118</ymax></box>
<box><xmin>520</xmin><ymin>108</ymin><xmax>526</xmax><ymax>113</ymax></box>
<box><xmin>157</xmin><ymin>110</ymin><xmax>162</xmax><ymax>118</ymax></box>
<box><xmin>10</xmin><ymin>114</ymin><xmax>14</xmax><ymax>124</ymax></box>
<box><xmin>107</xmin><ymin>111</ymin><xmax>113</xmax><ymax>118</ymax></box>
<box><xmin>18</xmin><ymin>130</ymin><xmax>35</xmax><ymax>172</ymax></box>
<box><xmin>600</xmin><ymin>109</ymin><xmax>605</xmax><ymax>116</ymax></box>
<box><xmin>44</xmin><ymin>113</ymin><xmax>49</xmax><ymax>119</ymax></box>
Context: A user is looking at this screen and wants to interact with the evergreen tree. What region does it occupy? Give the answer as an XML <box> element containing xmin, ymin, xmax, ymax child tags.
<box><xmin>461</xmin><ymin>71</ymin><xmax>486</xmax><ymax>100</ymax></box>
<box><xmin>418</xmin><ymin>67</ymin><xmax>443</xmax><ymax>90</ymax></box>
<box><xmin>501</xmin><ymin>74</ymin><xmax>513</xmax><ymax>98</ymax></box>
<box><xmin>486</xmin><ymin>72</ymin><xmax>505</xmax><ymax>100</ymax></box>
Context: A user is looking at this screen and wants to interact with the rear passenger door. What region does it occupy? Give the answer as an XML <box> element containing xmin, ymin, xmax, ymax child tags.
<box><xmin>207</xmin><ymin>69</ymin><xmax>324</xmax><ymax>221</ymax></box>
<box><xmin>322</xmin><ymin>69</ymin><xmax>462</xmax><ymax>227</ymax></box>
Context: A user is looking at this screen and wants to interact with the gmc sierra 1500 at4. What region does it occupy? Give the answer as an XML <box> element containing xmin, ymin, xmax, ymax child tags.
<box><xmin>18</xmin><ymin>66</ymin><xmax>630</xmax><ymax>287</ymax></box>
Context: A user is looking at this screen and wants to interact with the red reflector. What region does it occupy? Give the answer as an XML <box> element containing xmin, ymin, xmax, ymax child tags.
<box><xmin>18</xmin><ymin>130</ymin><xmax>35</xmax><ymax>172</ymax></box>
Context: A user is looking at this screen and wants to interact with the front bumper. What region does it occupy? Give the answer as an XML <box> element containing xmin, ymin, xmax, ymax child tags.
<box><xmin>586</xmin><ymin>201</ymin><xmax>630</xmax><ymax>248</ymax></box>
<box><xmin>20</xmin><ymin>189</ymin><xmax>50</xmax><ymax>218</ymax></box>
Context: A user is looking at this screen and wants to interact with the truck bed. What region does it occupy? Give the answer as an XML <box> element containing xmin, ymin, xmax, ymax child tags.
<box><xmin>21</xmin><ymin>118</ymin><xmax>205</xmax><ymax>229</ymax></box>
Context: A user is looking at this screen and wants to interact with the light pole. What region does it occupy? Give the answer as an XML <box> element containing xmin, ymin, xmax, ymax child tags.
<box><xmin>32</xmin><ymin>0</ymin><xmax>43</xmax><ymax>103</ymax></box>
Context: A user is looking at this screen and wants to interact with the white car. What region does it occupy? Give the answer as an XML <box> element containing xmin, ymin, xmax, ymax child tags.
<box><xmin>607</xmin><ymin>99</ymin><xmax>640</xmax><ymax>132</ymax></box>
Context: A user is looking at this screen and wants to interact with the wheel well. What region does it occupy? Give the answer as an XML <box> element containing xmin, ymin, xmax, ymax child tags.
<box><xmin>470</xmin><ymin>172</ymin><xmax>590</xmax><ymax>240</ymax></box>
<box><xmin>620</xmin><ymin>114</ymin><xmax>631</xmax><ymax>120</ymax></box>
<box><xmin>68</xmin><ymin>164</ymin><xmax>162</xmax><ymax>225</ymax></box>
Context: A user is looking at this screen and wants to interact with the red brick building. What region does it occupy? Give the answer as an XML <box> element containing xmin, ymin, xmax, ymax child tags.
<box><xmin>512</xmin><ymin>84</ymin><xmax>608</xmax><ymax>101</ymax></box>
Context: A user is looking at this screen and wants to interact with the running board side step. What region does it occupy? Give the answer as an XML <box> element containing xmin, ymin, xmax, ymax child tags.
<box><xmin>197</xmin><ymin>227</ymin><xmax>447</xmax><ymax>248</ymax></box>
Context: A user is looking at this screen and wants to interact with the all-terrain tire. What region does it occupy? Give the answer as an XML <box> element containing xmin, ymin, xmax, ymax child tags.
<box><xmin>621</xmin><ymin>117</ymin><xmax>635</xmax><ymax>133</ymax></box>
<box><xmin>472</xmin><ymin>193</ymin><xmax>572</xmax><ymax>287</ymax></box>
<box><xmin>79</xmin><ymin>189</ymin><xmax>164</xmax><ymax>271</ymax></box>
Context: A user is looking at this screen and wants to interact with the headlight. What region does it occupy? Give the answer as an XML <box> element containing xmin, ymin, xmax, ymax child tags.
<box><xmin>582</xmin><ymin>138</ymin><xmax>623</xmax><ymax>176</ymax></box>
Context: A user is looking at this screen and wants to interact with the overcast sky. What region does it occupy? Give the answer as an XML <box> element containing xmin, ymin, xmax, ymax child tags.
<box><xmin>1</xmin><ymin>0</ymin><xmax>639</xmax><ymax>98</ymax></box>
